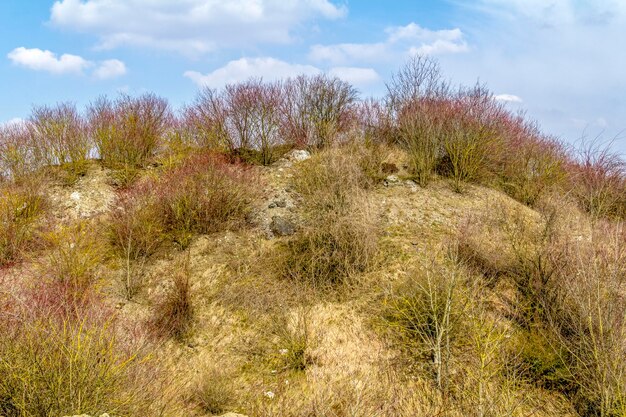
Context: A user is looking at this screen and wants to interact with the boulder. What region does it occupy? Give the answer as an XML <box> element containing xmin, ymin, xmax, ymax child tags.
<box><xmin>270</xmin><ymin>216</ymin><xmax>297</xmax><ymax>237</ymax></box>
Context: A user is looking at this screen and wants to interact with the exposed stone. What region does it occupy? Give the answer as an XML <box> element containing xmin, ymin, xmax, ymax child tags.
<box><xmin>219</xmin><ymin>413</ymin><xmax>248</xmax><ymax>417</ymax></box>
<box><xmin>383</xmin><ymin>175</ymin><xmax>401</xmax><ymax>187</ymax></box>
<box><xmin>285</xmin><ymin>149</ymin><xmax>311</xmax><ymax>162</ymax></box>
<box><xmin>270</xmin><ymin>216</ymin><xmax>297</xmax><ymax>236</ymax></box>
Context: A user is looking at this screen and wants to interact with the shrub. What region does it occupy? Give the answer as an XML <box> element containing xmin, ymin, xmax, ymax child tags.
<box><xmin>223</xmin><ymin>79</ymin><xmax>285</xmax><ymax>164</ymax></box>
<box><xmin>547</xmin><ymin>222</ymin><xmax>626</xmax><ymax>416</ymax></box>
<box><xmin>281</xmin><ymin>211</ymin><xmax>378</xmax><ymax>288</ymax></box>
<box><xmin>386</xmin><ymin>55</ymin><xmax>447</xmax><ymax>112</ymax></box>
<box><xmin>395</xmin><ymin>98</ymin><xmax>444</xmax><ymax>186</ymax></box>
<box><xmin>571</xmin><ymin>138</ymin><xmax>626</xmax><ymax>219</ymax></box>
<box><xmin>88</xmin><ymin>94</ymin><xmax>172</xmax><ymax>185</ymax></box>
<box><xmin>29</xmin><ymin>102</ymin><xmax>91</xmax><ymax>184</ymax></box>
<box><xmin>0</xmin><ymin>183</ymin><xmax>47</xmax><ymax>267</ymax></box>
<box><xmin>108</xmin><ymin>182</ymin><xmax>164</xmax><ymax>298</ymax></box>
<box><xmin>0</xmin><ymin>302</ymin><xmax>165</xmax><ymax>416</ymax></box>
<box><xmin>496</xmin><ymin>116</ymin><xmax>568</xmax><ymax>206</ymax></box>
<box><xmin>150</xmin><ymin>254</ymin><xmax>194</xmax><ymax>341</ymax></box>
<box><xmin>39</xmin><ymin>222</ymin><xmax>105</xmax><ymax>310</ymax></box>
<box><xmin>437</xmin><ymin>85</ymin><xmax>504</xmax><ymax>192</ymax></box>
<box><xmin>183</xmin><ymin>87</ymin><xmax>231</xmax><ymax>151</ymax></box>
<box><xmin>156</xmin><ymin>153</ymin><xmax>255</xmax><ymax>248</ymax></box>
<box><xmin>283</xmin><ymin>74</ymin><xmax>358</xmax><ymax>148</ymax></box>
<box><xmin>0</xmin><ymin>121</ymin><xmax>40</xmax><ymax>183</ymax></box>
<box><xmin>382</xmin><ymin>262</ymin><xmax>467</xmax><ymax>392</ymax></box>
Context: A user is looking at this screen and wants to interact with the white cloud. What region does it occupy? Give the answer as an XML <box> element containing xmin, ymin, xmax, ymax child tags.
<box><xmin>309</xmin><ymin>22</ymin><xmax>467</xmax><ymax>66</ymax></box>
<box><xmin>7</xmin><ymin>47</ymin><xmax>127</xmax><ymax>80</ymax></box>
<box><xmin>385</xmin><ymin>23</ymin><xmax>464</xmax><ymax>45</ymax></box>
<box><xmin>184</xmin><ymin>57</ymin><xmax>321</xmax><ymax>87</ymax></box>
<box><xmin>50</xmin><ymin>0</ymin><xmax>347</xmax><ymax>55</ymax></box>
<box><xmin>7</xmin><ymin>47</ymin><xmax>90</xmax><ymax>74</ymax></box>
<box><xmin>309</xmin><ymin>43</ymin><xmax>388</xmax><ymax>65</ymax></box>
<box><xmin>328</xmin><ymin>67</ymin><xmax>380</xmax><ymax>86</ymax></box>
<box><xmin>494</xmin><ymin>94</ymin><xmax>523</xmax><ymax>103</ymax></box>
<box><xmin>93</xmin><ymin>59</ymin><xmax>127</xmax><ymax>79</ymax></box>
<box><xmin>185</xmin><ymin>57</ymin><xmax>379</xmax><ymax>89</ymax></box>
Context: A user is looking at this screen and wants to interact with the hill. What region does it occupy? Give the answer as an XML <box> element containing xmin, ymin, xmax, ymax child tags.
<box><xmin>0</xmin><ymin>57</ymin><xmax>625</xmax><ymax>417</ymax></box>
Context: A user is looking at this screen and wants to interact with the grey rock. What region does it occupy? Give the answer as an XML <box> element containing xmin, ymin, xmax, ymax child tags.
<box><xmin>270</xmin><ymin>216</ymin><xmax>297</xmax><ymax>236</ymax></box>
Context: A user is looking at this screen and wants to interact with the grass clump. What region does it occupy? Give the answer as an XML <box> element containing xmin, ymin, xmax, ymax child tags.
<box><xmin>277</xmin><ymin>148</ymin><xmax>378</xmax><ymax>288</ymax></box>
<box><xmin>150</xmin><ymin>254</ymin><xmax>194</xmax><ymax>341</ymax></box>
<box><xmin>0</xmin><ymin>183</ymin><xmax>47</xmax><ymax>267</ymax></box>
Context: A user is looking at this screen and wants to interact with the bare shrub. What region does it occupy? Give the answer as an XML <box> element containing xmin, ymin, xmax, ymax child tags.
<box><xmin>386</xmin><ymin>55</ymin><xmax>447</xmax><ymax>112</ymax></box>
<box><xmin>396</xmin><ymin>98</ymin><xmax>444</xmax><ymax>186</ymax></box>
<box><xmin>382</xmin><ymin>261</ymin><xmax>467</xmax><ymax>393</ymax></box>
<box><xmin>571</xmin><ymin>137</ymin><xmax>626</xmax><ymax>219</ymax></box>
<box><xmin>108</xmin><ymin>182</ymin><xmax>164</xmax><ymax>299</ymax></box>
<box><xmin>0</xmin><ymin>121</ymin><xmax>40</xmax><ymax>183</ymax></box>
<box><xmin>548</xmin><ymin>222</ymin><xmax>626</xmax><ymax>416</ymax></box>
<box><xmin>88</xmin><ymin>94</ymin><xmax>172</xmax><ymax>185</ymax></box>
<box><xmin>37</xmin><ymin>221</ymin><xmax>105</xmax><ymax>312</ymax></box>
<box><xmin>277</xmin><ymin>148</ymin><xmax>378</xmax><ymax>288</ymax></box>
<box><xmin>355</xmin><ymin>97</ymin><xmax>395</xmax><ymax>145</ymax></box>
<box><xmin>283</xmin><ymin>74</ymin><xmax>358</xmax><ymax>148</ymax></box>
<box><xmin>183</xmin><ymin>87</ymin><xmax>231</xmax><ymax>151</ymax></box>
<box><xmin>29</xmin><ymin>102</ymin><xmax>90</xmax><ymax>183</ymax></box>
<box><xmin>497</xmin><ymin>117</ymin><xmax>568</xmax><ymax>206</ymax></box>
<box><xmin>438</xmin><ymin>85</ymin><xmax>504</xmax><ymax>192</ymax></box>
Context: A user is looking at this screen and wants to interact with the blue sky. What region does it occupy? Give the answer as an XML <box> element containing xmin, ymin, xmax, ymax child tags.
<box><xmin>1</xmin><ymin>0</ymin><xmax>625</xmax><ymax>152</ymax></box>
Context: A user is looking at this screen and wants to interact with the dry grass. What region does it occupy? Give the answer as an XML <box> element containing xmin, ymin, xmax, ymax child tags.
<box><xmin>0</xmin><ymin>183</ymin><xmax>48</xmax><ymax>268</ymax></box>
<box><xmin>0</xmin><ymin>299</ymin><xmax>170</xmax><ymax>416</ymax></box>
<box><xmin>150</xmin><ymin>253</ymin><xmax>194</xmax><ymax>341</ymax></box>
<box><xmin>276</xmin><ymin>147</ymin><xmax>378</xmax><ymax>289</ymax></box>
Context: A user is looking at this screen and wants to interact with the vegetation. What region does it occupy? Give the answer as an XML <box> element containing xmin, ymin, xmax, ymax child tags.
<box><xmin>1</xmin><ymin>56</ymin><xmax>625</xmax><ymax>416</ymax></box>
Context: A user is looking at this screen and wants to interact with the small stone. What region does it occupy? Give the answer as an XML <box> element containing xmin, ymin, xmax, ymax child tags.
<box><xmin>270</xmin><ymin>216</ymin><xmax>297</xmax><ymax>237</ymax></box>
<box><xmin>384</xmin><ymin>175</ymin><xmax>401</xmax><ymax>187</ymax></box>
<box><xmin>70</xmin><ymin>191</ymin><xmax>81</xmax><ymax>201</ymax></box>
<box><xmin>275</xmin><ymin>200</ymin><xmax>287</xmax><ymax>208</ymax></box>
<box><xmin>268</xmin><ymin>202</ymin><xmax>277</xmax><ymax>209</ymax></box>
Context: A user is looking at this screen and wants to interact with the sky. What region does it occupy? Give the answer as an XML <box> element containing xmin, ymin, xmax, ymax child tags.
<box><xmin>1</xmin><ymin>0</ymin><xmax>625</xmax><ymax>153</ymax></box>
